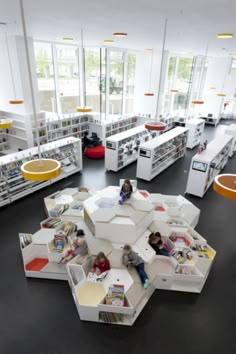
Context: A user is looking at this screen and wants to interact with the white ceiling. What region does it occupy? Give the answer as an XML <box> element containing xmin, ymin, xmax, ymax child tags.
<box><xmin>1</xmin><ymin>0</ymin><xmax>236</xmax><ymax>56</ymax></box>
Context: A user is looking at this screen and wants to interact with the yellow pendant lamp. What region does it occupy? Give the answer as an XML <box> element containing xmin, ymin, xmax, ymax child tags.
<box><xmin>76</xmin><ymin>29</ymin><xmax>93</xmax><ymax>114</ymax></box>
<box><xmin>213</xmin><ymin>174</ymin><xmax>236</xmax><ymax>200</ymax></box>
<box><xmin>4</xmin><ymin>31</ymin><xmax>24</xmax><ymax>105</ymax></box>
<box><xmin>0</xmin><ymin>119</ymin><xmax>13</xmax><ymax>129</ymax></box>
<box><xmin>19</xmin><ymin>0</ymin><xmax>60</xmax><ymax>181</ymax></box>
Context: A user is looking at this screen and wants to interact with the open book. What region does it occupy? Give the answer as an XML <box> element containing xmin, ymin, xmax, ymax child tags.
<box><xmin>87</xmin><ymin>271</ymin><xmax>109</xmax><ymax>282</ymax></box>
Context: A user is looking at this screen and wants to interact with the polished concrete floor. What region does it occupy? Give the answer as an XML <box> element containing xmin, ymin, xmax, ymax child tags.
<box><xmin>0</xmin><ymin>122</ymin><xmax>235</xmax><ymax>354</ymax></box>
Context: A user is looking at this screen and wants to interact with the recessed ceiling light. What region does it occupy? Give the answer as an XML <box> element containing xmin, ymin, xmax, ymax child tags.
<box><xmin>217</xmin><ymin>33</ymin><xmax>233</xmax><ymax>39</ymax></box>
<box><xmin>113</xmin><ymin>32</ymin><xmax>127</xmax><ymax>37</ymax></box>
<box><xmin>104</xmin><ymin>39</ymin><xmax>114</xmax><ymax>43</ymax></box>
<box><xmin>63</xmin><ymin>37</ymin><xmax>74</xmax><ymax>41</ymax></box>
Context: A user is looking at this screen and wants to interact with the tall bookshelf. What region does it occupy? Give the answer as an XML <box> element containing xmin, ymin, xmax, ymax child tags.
<box><xmin>186</xmin><ymin>119</ymin><xmax>205</xmax><ymax>149</ymax></box>
<box><xmin>225</xmin><ymin>124</ymin><xmax>236</xmax><ymax>157</ymax></box>
<box><xmin>185</xmin><ymin>135</ymin><xmax>233</xmax><ymax>197</ymax></box>
<box><xmin>105</xmin><ymin>125</ymin><xmax>158</xmax><ymax>172</ymax></box>
<box><xmin>136</xmin><ymin>127</ymin><xmax>189</xmax><ymax>181</ymax></box>
<box><xmin>0</xmin><ymin>137</ymin><xmax>82</xmax><ymax>207</ymax></box>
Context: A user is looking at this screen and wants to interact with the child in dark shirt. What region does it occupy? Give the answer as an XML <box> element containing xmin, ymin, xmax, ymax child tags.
<box><xmin>119</xmin><ymin>179</ymin><xmax>133</xmax><ymax>205</ymax></box>
<box><xmin>148</xmin><ymin>232</ymin><xmax>169</xmax><ymax>256</ymax></box>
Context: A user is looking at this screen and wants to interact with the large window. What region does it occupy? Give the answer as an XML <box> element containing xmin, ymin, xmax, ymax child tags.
<box><xmin>109</xmin><ymin>50</ymin><xmax>124</xmax><ymax>115</ymax></box>
<box><xmin>34</xmin><ymin>42</ymin><xmax>57</xmax><ymax>112</ymax></box>
<box><xmin>126</xmin><ymin>52</ymin><xmax>136</xmax><ymax>114</ymax></box>
<box><xmin>163</xmin><ymin>55</ymin><xmax>194</xmax><ymax>114</ymax></box>
<box><xmin>34</xmin><ymin>42</ymin><xmax>136</xmax><ymax>117</ymax></box>
<box><xmin>85</xmin><ymin>48</ymin><xmax>106</xmax><ymax>113</ymax></box>
<box><xmin>56</xmin><ymin>45</ymin><xmax>80</xmax><ymax>114</ymax></box>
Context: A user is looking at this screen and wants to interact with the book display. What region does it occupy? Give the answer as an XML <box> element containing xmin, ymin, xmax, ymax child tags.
<box><xmin>136</xmin><ymin>127</ymin><xmax>189</xmax><ymax>181</ymax></box>
<box><xmin>185</xmin><ymin>135</ymin><xmax>233</xmax><ymax>197</ymax></box>
<box><xmin>0</xmin><ymin>137</ymin><xmax>82</xmax><ymax>207</ymax></box>
<box><xmin>186</xmin><ymin>119</ymin><xmax>205</xmax><ymax>149</ymax></box>
<box><xmin>105</xmin><ymin>125</ymin><xmax>158</xmax><ymax>172</ymax></box>
<box><xmin>19</xmin><ymin>184</ymin><xmax>215</xmax><ymax>326</ymax></box>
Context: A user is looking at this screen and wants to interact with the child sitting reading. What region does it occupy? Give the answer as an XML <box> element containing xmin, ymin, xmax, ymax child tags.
<box><xmin>91</xmin><ymin>252</ymin><xmax>110</xmax><ymax>275</ymax></box>
<box><xmin>148</xmin><ymin>232</ymin><xmax>169</xmax><ymax>256</ymax></box>
<box><xmin>59</xmin><ymin>229</ymin><xmax>88</xmax><ymax>264</ymax></box>
<box><xmin>122</xmin><ymin>244</ymin><xmax>150</xmax><ymax>289</ymax></box>
<box><xmin>119</xmin><ymin>179</ymin><xmax>133</xmax><ymax>205</ymax></box>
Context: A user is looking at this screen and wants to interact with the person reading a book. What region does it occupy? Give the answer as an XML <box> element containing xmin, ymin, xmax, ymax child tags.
<box><xmin>59</xmin><ymin>229</ymin><xmax>88</xmax><ymax>264</ymax></box>
<box><xmin>119</xmin><ymin>179</ymin><xmax>133</xmax><ymax>205</ymax></box>
<box><xmin>122</xmin><ymin>244</ymin><xmax>150</xmax><ymax>289</ymax></box>
<box><xmin>148</xmin><ymin>232</ymin><xmax>169</xmax><ymax>256</ymax></box>
<box><xmin>91</xmin><ymin>252</ymin><xmax>110</xmax><ymax>275</ymax></box>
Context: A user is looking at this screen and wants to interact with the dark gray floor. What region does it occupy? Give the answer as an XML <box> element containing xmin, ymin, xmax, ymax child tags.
<box><xmin>0</xmin><ymin>122</ymin><xmax>235</xmax><ymax>354</ymax></box>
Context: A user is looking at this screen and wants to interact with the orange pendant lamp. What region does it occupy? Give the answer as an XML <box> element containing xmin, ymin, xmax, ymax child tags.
<box><xmin>213</xmin><ymin>174</ymin><xmax>236</xmax><ymax>200</ymax></box>
<box><xmin>145</xmin><ymin>19</ymin><xmax>168</xmax><ymax>131</ymax></box>
<box><xmin>144</xmin><ymin>48</ymin><xmax>154</xmax><ymax>96</ymax></box>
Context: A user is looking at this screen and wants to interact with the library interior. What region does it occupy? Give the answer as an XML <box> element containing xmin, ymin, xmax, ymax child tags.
<box><xmin>0</xmin><ymin>1</ymin><xmax>235</xmax><ymax>354</ymax></box>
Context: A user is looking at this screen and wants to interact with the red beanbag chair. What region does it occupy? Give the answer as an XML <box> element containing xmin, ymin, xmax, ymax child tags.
<box><xmin>85</xmin><ymin>146</ymin><xmax>105</xmax><ymax>159</ymax></box>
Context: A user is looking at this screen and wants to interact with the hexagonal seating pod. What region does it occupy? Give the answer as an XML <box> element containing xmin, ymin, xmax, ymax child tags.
<box><xmin>83</xmin><ymin>186</ymin><xmax>154</xmax><ymax>244</ymax></box>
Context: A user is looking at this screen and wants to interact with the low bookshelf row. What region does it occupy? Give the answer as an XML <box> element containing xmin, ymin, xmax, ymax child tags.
<box><xmin>186</xmin><ymin>134</ymin><xmax>233</xmax><ymax>197</ymax></box>
<box><xmin>136</xmin><ymin>127</ymin><xmax>189</xmax><ymax>181</ymax></box>
<box><xmin>0</xmin><ymin>137</ymin><xmax>82</xmax><ymax>207</ymax></box>
<box><xmin>105</xmin><ymin>125</ymin><xmax>158</xmax><ymax>172</ymax></box>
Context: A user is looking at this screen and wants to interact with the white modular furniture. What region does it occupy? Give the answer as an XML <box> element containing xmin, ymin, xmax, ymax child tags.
<box><xmin>186</xmin><ymin>119</ymin><xmax>205</xmax><ymax>149</ymax></box>
<box><xmin>105</xmin><ymin>125</ymin><xmax>158</xmax><ymax>172</ymax></box>
<box><xmin>0</xmin><ymin>137</ymin><xmax>82</xmax><ymax>207</ymax></box>
<box><xmin>225</xmin><ymin>124</ymin><xmax>236</xmax><ymax>157</ymax></box>
<box><xmin>19</xmin><ymin>186</ymin><xmax>215</xmax><ymax>326</ymax></box>
<box><xmin>136</xmin><ymin>127</ymin><xmax>189</xmax><ymax>181</ymax></box>
<box><xmin>185</xmin><ymin>135</ymin><xmax>233</xmax><ymax>197</ymax></box>
<box><xmin>201</xmin><ymin>115</ymin><xmax>221</xmax><ymax>127</ymax></box>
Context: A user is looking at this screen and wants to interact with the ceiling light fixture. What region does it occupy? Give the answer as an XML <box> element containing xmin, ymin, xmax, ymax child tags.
<box><xmin>230</xmin><ymin>53</ymin><xmax>236</xmax><ymax>56</ymax></box>
<box><xmin>113</xmin><ymin>32</ymin><xmax>127</xmax><ymax>37</ymax></box>
<box><xmin>170</xmin><ymin>89</ymin><xmax>178</xmax><ymax>93</ymax></box>
<box><xmin>145</xmin><ymin>48</ymin><xmax>153</xmax><ymax>51</ymax></box>
<box><xmin>104</xmin><ymin>39</ymin><xmax>114</xmax><ymax>43</ymax></box>
<box><xmin>63</xmin><ymin>37</ymin><xmax>74</xmax><ymax>41</ymax></box>
<box><xmin>19</xmin><ymin>0</ymin><xmax>61</xmax><ymax>181</ymax></box>
<box><xmin>216</xmin><ymin>93</ymin><xmax>226</xmax><ymax>97</ymax></box>
<box><xmin>4</xmin><ymin>31</ymin><xmax>24</xmax><ymax>104</ymax></box>
<box><xmin>192</xmin><ymin>100</ymin><xmax>204</xmax><ymax>104</ymax></box>
<box><xmin>145</xmin><ymin>19</ymin><xmax>168</xmax><ymax>131</ymax></box>
<box><xmin>217</xmin><ymin>33</ymin><xmax>233</xmax><ymax>39</ymax></box>
<box><xmin>213</xmin><ymin>174</ymin><xmax>236</xmax><ymax>200</ymax></box>
<box><xmin>209</xmin><ymin>86</ymin><xmax>216</xmax><ymax>89</ymax></box>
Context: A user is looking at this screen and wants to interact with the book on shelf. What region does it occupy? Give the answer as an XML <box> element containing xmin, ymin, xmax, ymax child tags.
<box><xmin>19</xmin><ymin>233</ymin><xmax>32</xmax><ymax>249</ymax></box>
<box><xmin>99</xmin><ymin>311</ymin><xmax>124</xmax><ymax>324</ymax></box>
<box><xmin>105</xmin><ymin>284</ymin><xmax>125</xmax><ymax>306</ymax></box>
<box><xmin>42</xmin><ymin>218</ymin><xmax>62</xmax><ymax>228</ymax></box>
<box><xmin>49</xmin><ymin>204</ymin><xmax>70</xmax><ymax>217</ymax></box>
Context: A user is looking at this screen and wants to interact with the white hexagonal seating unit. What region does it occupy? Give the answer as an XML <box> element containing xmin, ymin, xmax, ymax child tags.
<box><xmin>83</xmin><ymin>187</ymin><xmax>154</xmax><ymax>244</ymax></box>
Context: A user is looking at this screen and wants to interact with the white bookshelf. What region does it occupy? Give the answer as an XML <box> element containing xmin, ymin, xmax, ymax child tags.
<box><xmin>136</xmin><ymin>127</ymin><xmax>189</xmax><ymax>181</ymax></box>
<box><xmin>225</xmin><ymin>124</ymin><xmax>236</xmax><ymax>157</ymax></box>
<box><xmin>201</xmin><ymin>115</ymin><xmax>221</xmax><ymax>127</ymax></box>
<box><xmin>0</xmin><ymin>137</ymin><xmax>82</xmax><ymax>207</ymax></box>
<box><xmin>105</xmin><ymin>125</ymin><xmax>158</xmax><ymax>172</ymax></box>
<box><xmin>186</xmin><ymin>119</ymin><xmax>205</xmax><ymax>149</ymax></box>
<box><xmin>185</xmin><ymin>135</ymin><xmax>233</xmax><ymax>197</ymax></box>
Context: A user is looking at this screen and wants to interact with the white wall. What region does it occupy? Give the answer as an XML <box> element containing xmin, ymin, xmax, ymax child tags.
<box><xmin>133</xmin><ymin>50</ymin><xmax>168</xmax><ymax>118</ymax></box>
<box><xmin>0</xmin><ymin>34</ymin><xmax>39</xmax><ymax>115</ymax></box>
<box><xmin>202</xmin><ymin>57</ymin><xmax>233</xmax><ymax>116</ymax></box>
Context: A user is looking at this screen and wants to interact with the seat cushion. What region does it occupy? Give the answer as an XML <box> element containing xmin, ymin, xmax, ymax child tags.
<box><xmin>85</xmin><ymin>146</ymin><xmax>105</xmax><ymax>159</ymax></box>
